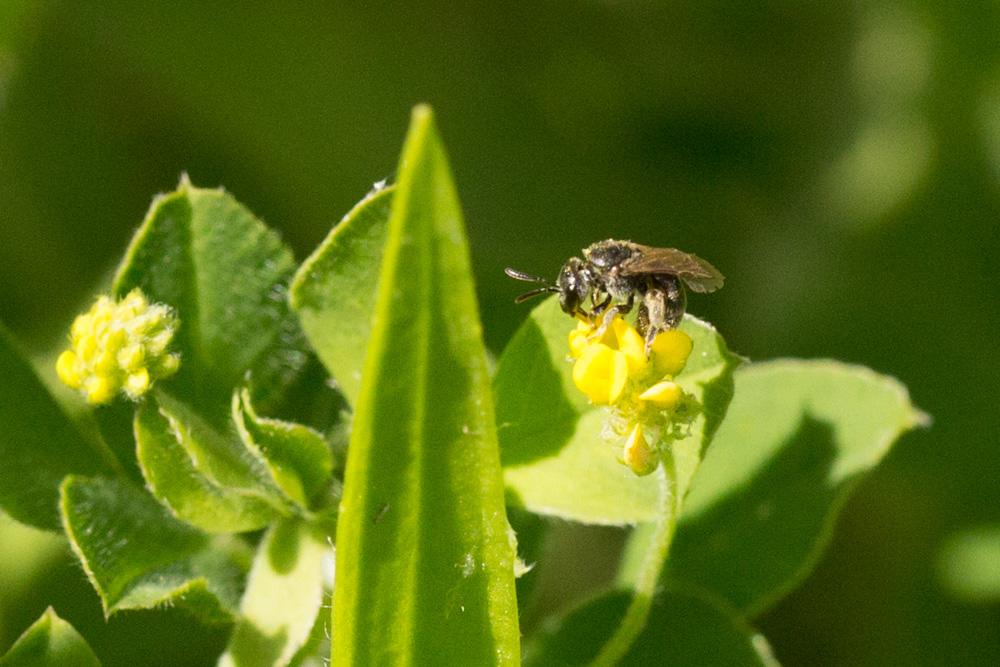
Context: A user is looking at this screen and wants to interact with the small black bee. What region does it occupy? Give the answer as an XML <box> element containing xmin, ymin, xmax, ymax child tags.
<box><xmin>506</xmin><ymin>240</ymin><xmax>724</xmax><ymax>353</ymax></box>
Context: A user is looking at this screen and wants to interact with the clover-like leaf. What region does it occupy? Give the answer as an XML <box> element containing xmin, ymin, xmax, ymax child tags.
<box><xmin>330</xmin><ymin>107</ymin><xmax>520</xmax><ymax>665</ymax></box>
<box><xmin>290</xmin><ymin>185</ymin><xmax>394</xmax><ymax>405</ymax></box>
<box><xmin>665</xmin><ymin>359</ymin><xmax>927</xmax><ymax>613</ymax></box>
<box><xmin>232</xmin><ymin>387</ymin><xmax>333</xmax><ymax>510</ymax></box>
<box><xmin>525</xmin><ymin>587</ymin><xmax>776</xmax><ymax>666</ymax></box>
<box><xmin>220</xmin><ymin>520</ymin><xmax>330</xmax><ymax>667</ymax></box>
<box><xmin>497</xmin><ymin>296</ymin><xmax>739</xmax><ymax>525</ymax></box>
<box><xmin>135</xmin><ymin>398</ymin><xmax>284</xmax><ymax>533</ymax></box>
<box><xmin>113</xmin><ymin>178</ymin><xmax>307</xmax><ymax>411</ymax></box>
<box><xmin>59</xmin><ymin>475</ymin><xmax>242</xmax><ymax>621</ymax></box>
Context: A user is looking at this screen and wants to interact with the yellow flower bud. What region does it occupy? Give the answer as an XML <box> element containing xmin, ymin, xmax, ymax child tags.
<box><xmin>572</xmin><ymin>343</ymin><xmax>629</xmax><ymax>405</ymax></box>
<box><xmin>56</xmin><ymin>289</ymin><xmax>180</xmax><ymax>404</ymax></box>
<box><xmin>157</xmin><ymin>354</ymin><xmax>181</xmax><ymax>376</ymax></box>
<box><xmin>77</xmin><ymin>333</ymin><xmax>98</xmax><ymax>359</ymax></box>
<box><xmin>125</xmin><ymin>369</ymin><xmax>151</xmax><ymax>398</ymax></box>
<box><xmin>638</xmin><ymin>380</ymin><xmax>684</xmax><ymax>410</ymax></box>
<box><xmin>650</xmin><ymin>329</ymin><xmax>693</xmax><ymax>377</ymax></box>
<box><xmin>56</xmin><ymin>350</ymin><xmax>81</xmax><ymax>389</ymax></box>
<box><xmin>118</xmin><ymin>344</ymin><xmax>145</xmax><ymax>372</ymax></box>
<box><xmin>623</xmin><ymin>423</ymin><xmax>658</xmax><ymax>476</ymax></box>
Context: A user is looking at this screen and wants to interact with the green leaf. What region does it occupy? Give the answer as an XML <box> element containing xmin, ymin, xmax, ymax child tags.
<box><xmin>331</xmin><ymin>106</ymin><xmax>520</xmax><ymax>665</ymax></box>
<box><xmin>0</xmin><ymin>323</ymin><xmax>111</xmax><ymax>531</ymax></box>
<box><xmin>112</xmin><ymin>178</ymin><xmax>307</xmax><ymax>408</ymax></box>
<box><xmin>232</xmin><ymin>388</ymin><xmax>333</xmax><ymax>509</ymax></box>
<box><xmin>938</xmin><ymin>525</ymin><xmax>1000</xmax><ymax>603</ymax></box>
<box><xmin>220</xmin><ymin>520</ymin><xmax>330</xmax><ymax>667</ymax></box>
<box><xmin>290</xmin><ymin>185</ymin><xmax>394</xmax><ymax>405</ymax></box>
<box><xmin>497</xmin><ymin>296</ymin><xmax>739</xmax><ymax>525</ymax></box>
<box><xmin>135</xmin><ymin>398</ymin><xmax>283</xmax><ymax>533</ymax></box>
<box><xmin>59</xmin><ymin>475</ymin><xmax>242</xmax><ymax>621</ymax></box>
<box><xmin>666</xmin><ymin>359</ymin><xmax>927</xmax><ymax>614</ymax></box>
<box><xmin>524</xmin><ymin>587</ymin><xmax>776</xmax><ymax>666</ymax></box>
<box><xmin>0</xmin><ymin>607</ymin><xmax>100</xmax><ymax>667</ymax></box>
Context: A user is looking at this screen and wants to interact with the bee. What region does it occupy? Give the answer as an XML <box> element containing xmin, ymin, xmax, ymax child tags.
<box><xmin>505</xmin><ymin>239</ymin><xmax>724</xmax><ymax>353</ymax></box>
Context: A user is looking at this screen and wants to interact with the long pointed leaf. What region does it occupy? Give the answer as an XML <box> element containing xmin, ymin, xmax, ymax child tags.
<box><xmin>331</xmin><ymin>107</ymin><xmax>520</xmax><ymax>665</ymax></box>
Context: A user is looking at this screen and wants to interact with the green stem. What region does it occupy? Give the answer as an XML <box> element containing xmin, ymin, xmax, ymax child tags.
<box><xmin>590</xmin><ymin>451</ymin><xmax>680</xmax><ymax>666</ymax></box>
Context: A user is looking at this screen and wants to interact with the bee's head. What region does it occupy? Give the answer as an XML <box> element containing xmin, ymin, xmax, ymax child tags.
<box><xmin>556</xmin><ymin>257</ymin><xmax>592</xmax><ymax>316</ymax></box>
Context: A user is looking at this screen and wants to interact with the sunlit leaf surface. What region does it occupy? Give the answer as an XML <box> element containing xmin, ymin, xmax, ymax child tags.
<box><xmin>331</xmin><ymin>107</ymin><xmax>520</xmax><ymax>665</ymax></box>
<box><xmin>290</xmin><ymin>186</ymin><xmax>394</xmax><ymax>405</ymax></box>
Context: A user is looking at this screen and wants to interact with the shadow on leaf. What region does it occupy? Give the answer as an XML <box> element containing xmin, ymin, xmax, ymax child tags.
<box><xmin>668</xmin><ymin>412</ymin><xmax>838</xmax><ymax>612</ymax></box>
<box><xmin>496</xmin><ymin>317</ymin><xmax>579</xmax><ymax>467</ymax></box>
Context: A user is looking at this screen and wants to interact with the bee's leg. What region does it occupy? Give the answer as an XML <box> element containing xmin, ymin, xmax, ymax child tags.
<box><xmin>642</xmin><ymin>276</ymin><xmax>686</xmax><ymax>354</ymax></box>
<box><xmin>592</xmin><ymin>294</ymin><xmax>612</xmax><ymax>316</ymax></box>
<box><xmin>635</xmin><ymin>303</ymin><xmax>650</xmax><ymax>337</ymax></box>
<box><xmin>641</xmin><ymin>290</ymin><xmax>666</xmax><ymax>354</ymax></box>
<box><xmin>660</xmin><ymin>275</ymin><xmax>686</xmax><ymax>329</ymax></box>
<box><xmin>589</xmin><ymin>294</ymin><xmax>634</xmax><ymax>341</ymax></box>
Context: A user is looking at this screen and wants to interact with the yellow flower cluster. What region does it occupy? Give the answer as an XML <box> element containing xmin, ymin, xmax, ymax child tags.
<box><xmin>56</xmin><ymin>289</ymin><xmax>180</xmax><ymax>404</ymax></box>
<box><xmin>568</xmin><ymin>316</ymin><xmax>694</xmax><ymax>476</ymax></box>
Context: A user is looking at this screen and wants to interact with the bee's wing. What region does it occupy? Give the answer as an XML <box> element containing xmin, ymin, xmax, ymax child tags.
<box><xmin>620</xmin><ymin>246</ymin><xmax>725</xmax><ymax>293</ymax></box>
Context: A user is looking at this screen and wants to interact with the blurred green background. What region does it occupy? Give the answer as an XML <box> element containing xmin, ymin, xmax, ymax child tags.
<box><xmin>1</xmin><ymin>1</ymin><xmax>997</xmax><ymax>665</ymax></box>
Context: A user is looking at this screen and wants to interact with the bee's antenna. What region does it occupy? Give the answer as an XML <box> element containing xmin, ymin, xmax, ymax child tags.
<box><xmin>506</xmin><ymin>267</ymin><xmax>559</xmax><ymax>303</ymax></box>
<box><xmin>505</xmin><ymin>267</ymin><xmax>550</xmax><ymax>284</ymax></box>
<box><xmin>514</xmin><ymin>286</ymin><xmax>559</xmax><ymax>304</ymax></box>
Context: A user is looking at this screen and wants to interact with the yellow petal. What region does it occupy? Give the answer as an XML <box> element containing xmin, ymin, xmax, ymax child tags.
<box><xmin>638</xmin><ymin>380</ymin><xmax>684</xmax><ymax>409</ymax></box>
<box><xmin>93</xmin><ymin>349</ymin><xmax>118</xmax><ymax>375</ymax></box>
<box><xmin>70</xmin><ymin>313</ymin><xmax>90</xmax><ymax>341</ymax></box>
<box><xmin>623</xmin><ymin>423</ymin><xmax>658</xmax><ymax>476</ymax></box>
<box><xmin>572</xmin><ymin>343</ymin><xmax>629</xmax><ymax>405</ymax></box>
<box><xmin>612</xmin><ymin>318</ymin><xmax>647</xmax><ymax>375</ymax></box>
<box><xmin>567</xmin><ymin>327</ymin><xmax>590</xmax><ymax>359</ymax></box>
<box><xmin>650</xmin><ymin>329</ymin><xmax>693</xmax><ymax>377</ymax></box>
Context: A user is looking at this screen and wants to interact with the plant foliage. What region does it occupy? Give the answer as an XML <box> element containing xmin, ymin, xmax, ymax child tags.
<box><xmin>0</xmin><ymin>106</ymin><xmax>923</xmax><ymax>666</ymax></box>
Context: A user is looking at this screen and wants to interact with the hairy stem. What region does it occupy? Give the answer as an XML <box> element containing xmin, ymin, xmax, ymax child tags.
<box><xmin>590</xmin><ymin>451</ymin><xmax>680</xmax><ymax>666</ymax></box>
